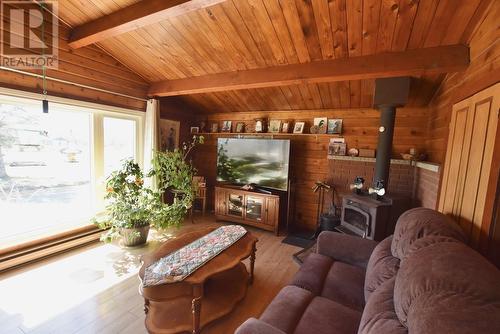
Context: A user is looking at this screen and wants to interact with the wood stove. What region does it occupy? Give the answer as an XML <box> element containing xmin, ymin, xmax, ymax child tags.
<box><xmin>334</xmin><ymin>77</ymin><xmax>413</xmax><ymax>241</ymax></box>
<box><xmin>337</xmin><ymin>193</ymin><xmax>410</xmax><ymax>241</ymax></box>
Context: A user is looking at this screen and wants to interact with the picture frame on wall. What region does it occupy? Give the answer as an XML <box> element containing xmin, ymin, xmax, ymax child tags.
<box><xmin>221</xmin><ymin>120</ymin><xmax>232</xmax><ymax>132</ymax></box>
<box><xmin>327</xmin><ymin>119</ymin><xmax>343</xmax><ymax>134</ymax></box>
<box><xmin>293</xmin><ymin>121</ymin><xmax>305</xmax><ymax>134</ymax></box>
<box><xmin>159</xmin><ymin>119</ymin><xmax>180</xmax><ymax>152</ymax></box>
<box><xmin>211</xmin><ymin>122</ymin><xmax>219</xmax><ymax>133</ymax></box>
<box><xmin>314</xmin><ymin>117</ymin><xmax>328</xmax><ymax>134</ymax></box>
<box><xmin>281</xmin><ymin>121</ymin><xmax>290</xmax><ymax>133</ymax></box>
<box><xmin>235</xmin><ymin>122</ymin><xmax>245</xmax><ymax>133</ymax></box>
<box><xmin>268</xmin><ymin>120</ymin><xmax>281</xmax><ymax>133</ymax></box>
<box><xmin>190</xmin><ymin>126</ymin><xmax>199</xmax><ymax>134</ymax></box>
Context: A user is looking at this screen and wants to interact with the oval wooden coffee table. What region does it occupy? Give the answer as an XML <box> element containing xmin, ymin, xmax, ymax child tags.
<box><xmin>138</xmin><ymin>227</ymin><xmax>258</xmax><ymax>334</ymax></box>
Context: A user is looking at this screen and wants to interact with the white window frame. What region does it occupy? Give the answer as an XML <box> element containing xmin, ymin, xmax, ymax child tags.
<box><xmin>0</xmin><ymin>87</ymin><xmax>145</xmax><ymax>225</ymax></box>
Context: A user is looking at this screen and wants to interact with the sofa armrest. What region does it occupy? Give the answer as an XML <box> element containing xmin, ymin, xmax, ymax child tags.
<box><xmin>317</xmin><ymin>231</ymin><xmax>378</xmax><ymax>269</ymax></box>
<box><xmin>235</xmin><ymin>318</ymin><xmax>286</xmax><ymax>334</ymax></box>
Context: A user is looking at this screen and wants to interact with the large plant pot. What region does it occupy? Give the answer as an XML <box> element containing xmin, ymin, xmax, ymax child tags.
<box><xmin>119</xmin><ymin>225</ymin><xmax>150</xmax><ymax>247</ymax></box>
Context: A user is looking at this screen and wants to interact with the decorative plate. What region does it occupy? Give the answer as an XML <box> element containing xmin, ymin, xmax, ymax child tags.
<box><xmin>348</xmin><ymin>148</ymin><xmax>359</xmax><ymax>157</ymax></box>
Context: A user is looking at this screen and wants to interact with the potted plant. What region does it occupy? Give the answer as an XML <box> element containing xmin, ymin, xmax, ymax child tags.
<box><xmin>149</xmin><ymin>135</ymin><xmax>204</xmax><ymax>229</ymax></box>
<box><xmin>93</xmin><ymin>160</ymin><xmax>165</xmax><ymax>247</ymax></box>
<box><xmin>93</xmin><ymin>135</ymin><xmax>203</xmax><ymax>246</ymax></box>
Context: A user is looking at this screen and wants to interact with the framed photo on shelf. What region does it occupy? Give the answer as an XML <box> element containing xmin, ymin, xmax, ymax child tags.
<box><xmin>327</xmin><ymin>119</ymin><xmax>343</xmax><ymax>134</ymax></box>
<box><xmin>235</xmin><ymin>122</ymin><xmax>245</xmax><ymax>133</ymax></box>
<box><xmin>255</xmin><ymin>119</ymin><xmax>266</xmax><ymax>133</ymax></box>
<box><xmin>328</xmin><ymin>138</ymin><xmax>346</xmax><ymax>156</ymax></box>
<box><xmin>190</xmin><ymin>126</ymin><xmax>199</xmax><ymax>134</ymax></box>
<box><xmin>211</xmin><ymin>122</ymin><xmax>219</xmax><ymax>133</ymax></box>
<box><xmin>314</xmin><ymin>117</ymin><xmax>328</xmax><ymax>134</ymax></box>
<box><xmin>281</xmin><ymin>121</ymin><xmax>290</xmax><ymax>133</ymax></box>
<box><xmin>293</xmin><ymin>121</ymin><xmax>305</xmax><ymax>134</ymax></box>
<box><xmin>268</xmin><ymin>120</ymin><xmax>281</xmax><ymax>133</ymax></box>
<box><xmin>221</xmin><ymin>120</ymin><xmax>232</xmax><ymax>132</ymax></box>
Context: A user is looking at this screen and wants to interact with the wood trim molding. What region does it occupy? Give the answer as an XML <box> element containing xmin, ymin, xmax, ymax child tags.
<box><xmin>68</xmin><ymin>0</ymin><xmax>227</xmax><ymax>49</ymax></box>
<box><xmin>0</xmin><ymin>226</ymin><xmax>102</xmax><ymax>272</ymax></box>
<box><xmin>148</xmin><ymin>45</ymin><xmax>470</xmax><ymax>97</ymax></box>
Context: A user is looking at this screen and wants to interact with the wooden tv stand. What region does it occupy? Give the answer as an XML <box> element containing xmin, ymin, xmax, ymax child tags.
<box><xmin>215</xmin><ymin>186</ymin><xmax>280</xmax><ymax>235</ymax></box>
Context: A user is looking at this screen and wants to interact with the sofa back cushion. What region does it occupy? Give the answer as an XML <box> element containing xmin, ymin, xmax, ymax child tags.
<box><xmin>391</xmin><ymin>207</ymin><xmax>466</xmax><ymax>259</ymax></box>
<box><xmin>364</xmin><ymin>236</ymin><xmax>399</xmax><ymax>302</ymax></box>
<box><xmin>358</xmin><ymin>278</ymin><xmax>407</xmax><ymax>334</ymax></box>
<box><xmin>394</xmin><ymin>239</ymin><xmax>500</xmax><ymax>333</ymax></box>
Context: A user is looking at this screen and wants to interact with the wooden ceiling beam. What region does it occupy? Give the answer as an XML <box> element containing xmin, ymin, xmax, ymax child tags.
<box><xmin>68</xmin><ymin>0</ymin><xmax>227</xmax><ymax>49</ymax></box>
<box><xmin>148</xmin><ymin>45</ymin><xmax>469</xmax><ymax>97</ymax></box>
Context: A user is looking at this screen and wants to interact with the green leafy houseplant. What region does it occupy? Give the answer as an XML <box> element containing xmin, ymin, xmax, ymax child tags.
<box><xmin>93</xmin><ymin>135</ymin><xmax>204</xmax><ymax>244</ymax></box>
<box><xmin>149</xmin><ymin>135</ymin><xmax>204</xmax><ymax>229</ymax></box>
<box><xmin>93</xmin><ymin>160</ymin><xmax>166</xmax><ymax>244</ymax></box>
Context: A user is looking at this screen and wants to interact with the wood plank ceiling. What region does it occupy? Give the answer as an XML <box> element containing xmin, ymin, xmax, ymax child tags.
<box><xmin>58</xmin><ymin>0</ymin><xmax>486</xmax><ymax>112</ymax></box>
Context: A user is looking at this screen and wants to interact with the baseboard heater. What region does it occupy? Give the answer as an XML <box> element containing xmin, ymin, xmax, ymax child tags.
<box><xmin>0</xmin><ymin>227</ymin><xmax>102</xmax><ymax>273</ymax></box>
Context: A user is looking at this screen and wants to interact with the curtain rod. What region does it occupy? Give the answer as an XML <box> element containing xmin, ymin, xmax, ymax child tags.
<box><xmin>0</xmin><ymin>66</ymin><xmax>148</xmax><ymax>102</ymax></box>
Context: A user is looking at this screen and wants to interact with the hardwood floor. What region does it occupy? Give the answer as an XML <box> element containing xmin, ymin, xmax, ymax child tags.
<box><xmin>0</xmin><ymin>215</ymin><xmax>301</xmax><ymax>334</ymax></box>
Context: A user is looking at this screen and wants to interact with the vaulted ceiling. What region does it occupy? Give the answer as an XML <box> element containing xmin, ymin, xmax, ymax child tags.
<box><xmin>57</xmin><ymin>0</ymin><xmax>488</xmax><ymax>112</ymax></box>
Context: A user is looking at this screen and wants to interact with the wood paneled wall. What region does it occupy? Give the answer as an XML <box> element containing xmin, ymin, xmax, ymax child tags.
<box><xmin>160</xmin><ymin>97</ymin><xmax>201</xmax><ymax>144</ymax></box>
<box><xmin>0</xmin><ymin>12</ymin><xmax>148</xmax><ymax>111</ymax></box>
<box><xmin>426</xmin><ymin>0</ymin><xmax>500</xmax><ymax>163</ymax></box>
<box><xmin>192</xmin><ymin>108</ymin><xmax>428</xmax><ymax>230</ymax></box>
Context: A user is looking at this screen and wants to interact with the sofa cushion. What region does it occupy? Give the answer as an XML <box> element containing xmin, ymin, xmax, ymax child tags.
<box><xmin>391</xmin><ymin>207</ymin><xmax>466</xmax><ymax>259</ymax></box>
<box><xmin>235</xmin><ymin>318</ymin><xmax>286</xmax><ymax>334</ymax></box>
<box><xmin>321</xmin><ymin>261</ymin><xmax>365</xmax><ymax>311</ymax></box>
<box><xmin>295</xmin><ymin>296</ymin><xmax>362</xmax><ymax>334</ymax></box>
<box><xmin>364</xmin><ymin>236</ymin><xmax>399</xmax><ymax>302</ymax></box>
<box><xmin>291</xmin><ymin>253</ymin><xmax>365</xmax><ymax>311</ymax></box>
<box><xmin>291</xmin><ymin>253</ymin><xmax>333</xmax><ymax>295</ymax></box>
<box><xmin>394</xmin><ymin>240</ymin><xmax>500</xmax><ymax>333</ymax></box>
<box><xmin>259</xmin><ymin>285</ymin><xmax>314</xmax><ymax>333</ymax></box>
<box><xmin>358</xmin><ymin>278</ymin><xmax>407</xmax><ymax>334</ymax></box>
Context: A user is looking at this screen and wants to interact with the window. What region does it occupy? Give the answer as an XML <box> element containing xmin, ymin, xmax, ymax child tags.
<box><xmin>103</xmin><ymin>117</ymin><xmax>137</xmax><ymax>177</ymax></box>
<box><xmin>0</xmin><ymin>93</ymin><xmax>143</xmax><ymax>249</ymax></box>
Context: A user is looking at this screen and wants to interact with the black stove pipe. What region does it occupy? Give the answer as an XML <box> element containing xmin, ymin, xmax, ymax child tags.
<box><xmin>374</xmin><ymin>106</ymin><xmax>396</xmax><ymax>190</ymax></box>
<box><xmin>372</xmin><ymin>76</ymin><xmax>410</xmax><ymax>196</ymax></box>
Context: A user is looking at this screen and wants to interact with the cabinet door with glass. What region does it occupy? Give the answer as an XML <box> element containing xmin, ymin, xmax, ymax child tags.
<box><xmin>227</xmin><ymin>192</ymin><xmax>244</xmax><ymax>218</ymax></box>
<box><xmin>244</xmin><ymin>195</ymin><xmax>266</xmax><ymax>224</ymax></box>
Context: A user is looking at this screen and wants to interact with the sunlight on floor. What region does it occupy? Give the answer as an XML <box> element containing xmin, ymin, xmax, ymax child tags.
<box><xmin>0</xmin><ymin>230</ymin><xmax>175</xmax><ymax>332</ymax></box>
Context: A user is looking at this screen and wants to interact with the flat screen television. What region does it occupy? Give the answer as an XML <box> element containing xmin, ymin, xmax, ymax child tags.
<box><xmin>216</xmin><ymin>138</ymin><xmax>290</xmax><ymax>191</ymax></box>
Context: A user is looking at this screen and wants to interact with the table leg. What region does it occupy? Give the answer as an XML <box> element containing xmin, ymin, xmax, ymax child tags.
<box><xmin>191</xmin><ymin>296</ymin><xmax>201</xmax><ymax>334</ymax></box>
<box><xmin>249</xmin><ymin>243</ymin><xmax>256</xmax><ymax>285</ymax></box>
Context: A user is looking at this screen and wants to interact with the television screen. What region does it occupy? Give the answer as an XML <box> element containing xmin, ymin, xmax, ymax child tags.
<box><xmin>217</xmin><ymin>138</ymin><xmax>290</xmax><ymax>191</ymax></box>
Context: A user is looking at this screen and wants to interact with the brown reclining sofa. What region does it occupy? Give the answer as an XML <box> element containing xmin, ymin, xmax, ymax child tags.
<box><xmin>236</xmin><ymin>207</ymin><xmax>500</xmax><ymax>334</ymax></box>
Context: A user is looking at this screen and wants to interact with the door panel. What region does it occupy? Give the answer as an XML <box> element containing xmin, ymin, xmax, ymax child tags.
<box><xmin>459</xmin><ymin>98</ymin><xmax>493</xmax><ymax>235</ymax></box>
<box><xmin>471</xmin><ymin>97</ymin><xmax>498</xmax><ymax>246</ymax></box>
<box><xmin>439</xmin><ymin>83</ymin><xmax>499</xmax><ymax>248</ymax></box>
<box><xmin>440</xmin><ymin>106</ymin><xmax>469</xmax><ymax>215</ymax></box>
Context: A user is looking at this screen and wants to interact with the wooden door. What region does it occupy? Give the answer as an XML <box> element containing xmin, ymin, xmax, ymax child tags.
<box><xmin>439</xmin><ymin>83</ymin><xmax>499</xmax><ymax>246</ymax></box>
<box><xmin>265</xmin><ymin>197</ymin><xmax>279</xmax><ymax>227</ymax></box>
<box><xmin>214</xmin><ymin>187</ymin><xmax>226</xmax><ymax>216</ymax></box>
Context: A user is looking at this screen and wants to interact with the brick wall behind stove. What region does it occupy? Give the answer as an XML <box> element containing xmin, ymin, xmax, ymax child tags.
<box><xmin>327</xmin><ymin>159</ymin><xmax>440</xmax><ymax>210</ymax></box>
<box><xmin>327</xmin><ymin>159</ymin><xmax>414</xmax><ymax>203</ymax></box>
<box><xmin>415</xmin><ymin>168</ymin><xmax>440</xmax><ymax>209</ymax></box>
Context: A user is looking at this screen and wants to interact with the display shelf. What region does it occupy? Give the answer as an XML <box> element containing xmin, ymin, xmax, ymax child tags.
<box><xmin>196</xmin><ymin>132</ymin><xmax>341</xmax><ymax>137</ymax></box>
<box><xmin>327</xmin><ymin>155</ymin><xmax>440</xmax><ymax>172</ymax></box>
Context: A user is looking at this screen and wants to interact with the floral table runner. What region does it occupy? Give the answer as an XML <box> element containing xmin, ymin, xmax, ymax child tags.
<box><xmin>143</xmin><ymin>225</ymin><xmax>247</xmax><ymax>286</ymax></box>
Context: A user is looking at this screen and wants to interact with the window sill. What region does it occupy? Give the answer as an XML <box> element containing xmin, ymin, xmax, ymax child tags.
<box><xmin>0</xmin><ymin>225</ymin><xmax>102</xmax><ymax>272</ymax></box>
